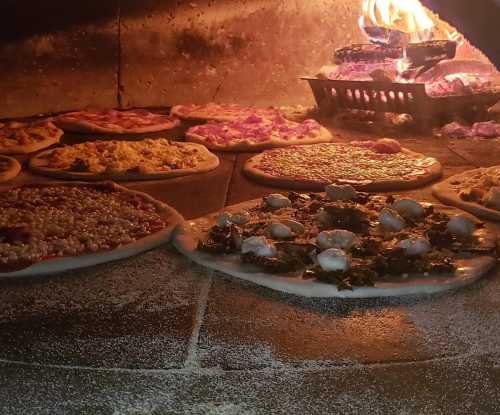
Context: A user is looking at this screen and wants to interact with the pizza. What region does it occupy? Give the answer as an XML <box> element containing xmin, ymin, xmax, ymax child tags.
<box><xmin>0</xmin><ymin>119</ymin><xmax>63</xmax><ymax>154</ymax></box>
<box><xmin>433</xmin><ymin>166</ymin><xmax>500</xmax><ymax>221</ymax></box>
<box><xmin>243</xmin><ymin>139</ymin><xmax>442</xmax><ymax>191</ymax></box>
<box><xmin>174</xmin><ymin>188</ymin><xmax>497</xmax><ymax>298</ymax></box>
<box><xmin>29</xmin><ymin>139</ymin><xmax>219</xmax><ymax>181</ymax></box>
<box><xmin>0</xmin><ymin>155</ymin><xmax>21</xmax><ymax>183</ymax></box>
<box><xmin>54</xmin><ymin>109</ymin><xmax>180</xmax><ymax>134</ymax></box>
<box><xmin>0</xmin><ymin>182</ymin><xmax>184</xmax><ymax>277</ymax></box>
<box><xmin>170</xmin><ymin>103</ymin><xmax>281</xmax><ymax>122</ymax></box>
<box><xmin>186</xmin><ymin>115</ymin><xmax>333</xmax><ymax>151</ymax></box>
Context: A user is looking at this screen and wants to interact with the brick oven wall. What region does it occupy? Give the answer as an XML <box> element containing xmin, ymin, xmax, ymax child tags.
<box><xmin>0</xmin><ymin>0</ymin><xmax>494</xmax><ymax>119</ymax></box>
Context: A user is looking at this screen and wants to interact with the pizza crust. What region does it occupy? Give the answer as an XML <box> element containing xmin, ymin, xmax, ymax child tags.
<box><xmin>0</xmin><ymin>182</ymin><xmax>185</xmax><ymax>278</ymax></box>
<box><xmin>0</xmin><ymin>156</ymin><xmax>21</xmax><ymax>183</ymax></box>
<box><xmin>433</xmin><ymin>174</ymin><xmax>500</xmax><ymax>222</ymax></box>
<box><xmin>28</xmin><ymin>142</ymin><xmax>220</xmax><ymax>182</ymax></box>
<box><xmin>173</xmin><ymin>199</ymin><xmax>497</xmax><ymax>298</ymax></box>
<box><xmin>243</xmin><ymin>147</ymin><xmax>442</xmax><ymax>191</ymax></box>
<box><xmin>186</xmin><ymin>126</ymin><xmax>334</xmax><ymax>152</ymax></box>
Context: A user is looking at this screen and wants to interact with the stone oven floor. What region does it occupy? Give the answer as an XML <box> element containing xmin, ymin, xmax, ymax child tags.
<box><xmin>1</xmin><ymin>129</ymin><xmax>500</xmax><ymax>414</ymax></box>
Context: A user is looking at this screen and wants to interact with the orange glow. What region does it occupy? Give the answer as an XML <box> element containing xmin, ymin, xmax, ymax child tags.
<box><xmin>361</xmin><ymin>0</ymin><xmax>434</xmax><ymax>43</ymax></box>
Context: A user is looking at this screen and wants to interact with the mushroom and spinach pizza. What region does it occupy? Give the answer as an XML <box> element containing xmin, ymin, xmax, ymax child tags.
<box><xmin>243</xmin><ymin>139</ymin><xmax>442</xmax><ymax>191</ymax></box>
<box><xmin>186</xmin><ymin>114</ymin><xmax>333</xmax><ymax>152</ymax></box>
<box><xmin>0</xmin><ymin>119</ymin><xmax>63</xmax><ymax>154</ymax></box>
<box><xmin>433</xmin><ymin>166</ymin><xmax>500</xmax><ymax>221</ymax></box>
<box><xmin>29</xmin><ymin>139</ymin><xmax>219</xmax><ymax>181</ymax></box>
<box><xmin>174</xmin><ymin>186</ymin><xmax>497</xmax><ymax>298</ymax></box>
<box><xmin>0</xmin><ymin>182</ymin><xmax>184</xmax><ymax>277</ymax></box>
<box><xmin>54</xmin><ymin>109</ymin><xmax>180</xmax><ymax>134</ymax></box>
<box><xmin>170</xmin><ymin>103</ymin><xmax>281</xmax><ymax>123</ymax></box>
<box><xmin>0</xmin><ymin>156</ymin><xmax>21</xmax><ymax>183</ymax></box>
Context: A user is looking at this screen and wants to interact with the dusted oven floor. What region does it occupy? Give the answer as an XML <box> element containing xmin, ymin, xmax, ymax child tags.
<box><xmin>1</xmin><ymin>130</ymin><xmax>500</xmax><ymax>414</ymax></box>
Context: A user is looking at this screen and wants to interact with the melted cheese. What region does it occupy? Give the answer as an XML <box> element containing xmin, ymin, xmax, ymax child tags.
<box><xmin>42</xmin><ymin>139</ymin><xmax>205</xmax><ymax>174</ymax></box>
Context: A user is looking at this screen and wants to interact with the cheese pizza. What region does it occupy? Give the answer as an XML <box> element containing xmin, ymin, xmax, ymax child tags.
<box><xmin>0</xmin><ymin>119</ymin><xmax>63</xmax><ymax>154</ymax></box>
<box><xmin>29</xmin><ymin>139</ymin><xmax>219</xmax><ymax>181</ymax></box>
<box><xmin>243</xmin><ymin>139</ymin><xmax>442</xmax><ymax>191</ymax></box>
<box><xmin>0</xmin><ymin>182</ymin><xmax>184</xmax><ymax>277</ymax></box>
<box><xmin>174</xmin><ymin>189</ymin><xmax>497</xmax><ymax>298</ymax></box>
<box><xmin>433</xmin><ymin>166</ymin><xmax>500</xmax><ymax>221</ymax></box>
<box><xmin>186</xmin><ymin>115</ymin><xmax>333</xmax><ymax>151</ymax></box>
<box><xmin>55</xmin><ymin>109</ymin><xmax>180</xmax><ymax>134</ymax></box>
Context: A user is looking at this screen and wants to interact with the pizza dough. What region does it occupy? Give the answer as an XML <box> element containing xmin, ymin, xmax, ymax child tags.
<box><xmin>186</xmin><ymin>115</ymin><xmax>333</xmax><ymax>152</ymax></box>
<box><xmin>243</xmin><ymin>140</ymin><xmax>442</xmax><ymax>191</ymax></box>
<box><xmin>174</xmin><ymin>196</ymin><xmax>496</xmax><ymax>298</ymax></box>
<box><xmin>54</xmin><ymin>109</ymin><xmax>180</xmax><ymax>134</ymax></box>
<box><xmin>0</xmin><ymin>156</ymin><xmax>21</xmax><ymax>183</ymax></box>
<box><xmin>0</xmin><ymin>119</ymin><xmax>63</xmax><ymax>154</ymax></box>
<box><xmin>29</xmin><ymin>139</ymin><xmax>219</xmax><ymax>181</ymax></box>
<box><xmin>170</xmin><ymin>103</ymin><xmax>280</xmax><ymax>122</ymax></box>
<box><xmin>433</xmin><ymin>166</ymin><xmax>500</xmax><ymax>221</ymax></box>
<box><xmin>0</xmin><ymin>182</ymin><xmax>185</xmax><ymax>278</ymax></box>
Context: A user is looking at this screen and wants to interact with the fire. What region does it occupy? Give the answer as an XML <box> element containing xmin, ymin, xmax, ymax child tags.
<box><xmin>360</xmin><ymin>0</ymin><xmax>434</xmax><ymax>44</ymax></box>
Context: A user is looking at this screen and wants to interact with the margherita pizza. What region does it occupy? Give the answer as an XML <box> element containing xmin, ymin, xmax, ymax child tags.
<box><xmin>243</xmin><ymin>139</ymin><xmax>442</xmax><ymax>191</ymax></box>
<box><xmin>186</xmin><ymin>115</ymin><xmax>333</xmax><ymax>151</ymax></box>
<box><xmin>174</xmin><ymin>189</ymin><xmax>497</xmax><ymax>298</ymax></box>
<box><xmin>0</xmin><ymin>120</ymin><xmax>63</xmax><ymax>154</ymax></box>
<box><xmin>29</xmin><ymin>139</ymin><xmax>219</xmax><ymax>181</ymax></box>
<box><xmin>170</xmin><ymin>103</ymin><xmax>280</xmax><ymax>122</ymax></box>
<box><xmin>0</xmin><ymin>155</ymin><xmax>21</xmax><ymax>183</ymax></box>
<box><xmin>433</xmin><ymin>166</ymin><xmax>500</xmax><ymax>221</ymax></box>
<box><xmin>0</xmin><ymin>182</ymin><xmax>184</xmax><ymax>277</ymax></box>
<box><xmin>54</xmin><ymin>109</ymin><xmax>180</xmax><ymax>134</ymax></box>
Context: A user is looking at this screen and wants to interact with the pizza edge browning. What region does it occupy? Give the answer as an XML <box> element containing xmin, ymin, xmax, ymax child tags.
<box><xmin>243</xmin><ymin>147</ymin><xmax>443</xmax><ymax>191</ymax></box>
<box><xmin>173</xmin><ymin>198</ymin><xmax>497</xmax><ymax>298</ymax></box>
<box><xmin>0</xmin><ymin>122</ymin><xmax>63</xmax><ymax>155</ymax></box>
<box><xmin>0</xmin><ymin>156</ymin><xmax>21</xmax><ymax>183</ymax></box>
<box><xmin>0</xmin><ymin>181</ymin><xmax>185</xmax><ymax>278</ymax></box>
<box><xmin>28</xmin><ymin>143</ymin><xmax>220</xmax><ymax>181</ymax></box>
<box><xmin>433</xmin><ymin>175</ymin><xmax>500</xmax><ymax>222</ymax></box>
<box><xmin>185</xmin><ymin>126</ymin><xmax>334</xmax><ymax>152</ymax></box>
<box><xmin>55</xmin><ymin>114</ymin><xmax>181</xmax><ymax>134</ymax></box>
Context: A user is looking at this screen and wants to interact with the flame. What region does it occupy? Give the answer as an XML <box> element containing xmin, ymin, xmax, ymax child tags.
<box><xmin>446</xmin><ymin>29</ymin><xmax>464</xmax><ymax>48</ymax></box>
<box><xmin>361</xmin><ymin>0</ymin><xmax>434</xmax><ymax>43</ymax></box>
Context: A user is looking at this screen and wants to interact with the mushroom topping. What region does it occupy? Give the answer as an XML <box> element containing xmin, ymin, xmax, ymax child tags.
<box><xmin>264</xmin><ymin>194</ymin><xmax>292</xmax><ymax>209</ymax></box>
<box><xmin>230</xmin><ymin>211</ymin><xmax>250</xmax><ymax>225</ymax></box>
<box><xmin>485</xmin><ymin>186</ymin><xmax>500</xmax><ymax>210</ymax></box>
<box><xmin>268</xmin><ymin>223</ymin><xmax>294</xmax><ymax>240</ymax></box>
<box><xmin>316</xmin><ymin>230</ymin><xmax>360</xmax><ymax>250</ymax></box>
<box><xmin>241</xmin><ymin>236</ymin><xmax>277</xmax><ymax>258</ymax></box>
<box><xmin>392</xmin><ymin>198</ymin><xmax>425</xmax><ymax>219</ymax></box>
<box><xmin>317</xmin><ymin>248</ymin><xmax>350</xmax><ymax>272</ymax></box>
<box><xmin>379</xmin><ymin>208</ymin><xmax>406</xmax><ymax>232</ymax></box>
<box><xmin>447</xmin><ymin>215</ymin><xmax>476</xmax><ymax>238</ymax></box>
<box><xmin>217</xmin><ymin>211</ymin><xmax>250</xmax><ymax>226</ymax></box>
<box><xmin>217</xmin><ymin>212</ymin><xmax>233</xmax><ymax>226</ymax></box>
<box><xmin>325</xmin><ymin>184</ymin><xmax>358</xmax><ymax>201</ymax></box>
<box><xmin>280</xmin><ymin>219</ymin><xmax>305</xmax><ymax>235</ymax></box>
<box><xmin>397</xmin><ymin>237</ymin><xmax>431</xmax><ymax>257</ymax></box>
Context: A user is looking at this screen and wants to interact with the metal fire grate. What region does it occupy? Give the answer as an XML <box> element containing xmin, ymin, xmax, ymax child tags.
<box><xmin>302</xmin><ymin>76</ymin><xmax>500</xmax><ymax>131</ymax></box>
